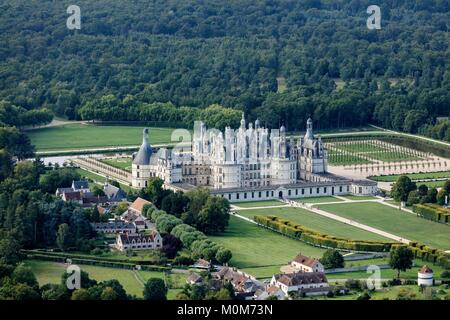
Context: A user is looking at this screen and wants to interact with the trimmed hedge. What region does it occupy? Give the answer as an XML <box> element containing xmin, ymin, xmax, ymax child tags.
<box><xmin>20</xmin><ymin>249</ymin><xmax>166</xmax><ymax>267</ymax></box>
<box><xmin>254</xmin><ymin>215</ymin><xmax>395</xmax><ymax>253</ymax></box>
<box><xmin>24</xmin><ymin>252</ymin><xmax>169</xmax><ymax>272</ymax></box>
<box><xmin>412</xmin><ymin>203</ymin><xmax>450</xmax><ymax>224</ymax></box>
<box><xmin>407</xmin><ymin>242</ymin><xmax>450</xmax><ymax>269</ymax></box>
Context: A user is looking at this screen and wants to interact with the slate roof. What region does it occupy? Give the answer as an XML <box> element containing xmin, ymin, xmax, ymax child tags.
<box><xmin>118</xmin><ymin>231</ymin><xmax>159</xmax><ymax>244</ymax></box>
<box><xmin>72</xmin><ymin>180</ymin><xmax>89</xmax><ymax>190</ymax></box>
<box><xmin>132</xmin><ymin>128</ymin><xmax>153</xmax><ymax>165</ymax></box>
<box><xmin>104</xmin><ymin>183</ymin><xmax>127</xmax><ymax>201</ymax></box>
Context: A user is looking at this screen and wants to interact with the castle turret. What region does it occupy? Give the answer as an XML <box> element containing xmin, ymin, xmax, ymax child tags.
<box><xmin>133</xmin><ymin>128</ymin><xmax>152</xmax><ymax>165</ymax></box>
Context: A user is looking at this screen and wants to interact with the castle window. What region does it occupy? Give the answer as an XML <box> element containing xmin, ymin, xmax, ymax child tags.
<box><xmin>258</xmin><ymin>192</ymin><xmax>261</xmax><ymax>198</ymax></box>
<box><xmin>316</xmin><ymin>188</ymin><xmax>320</xmax><ymax>194</ymax></box>
<box><xmin>228</xmin><ymin>194</ymin><xmax>231</xmax><ymax>200</ymax></box>
<box><xmin>302</xmin><ymin>189</ymin><xmax>305</xmax><ymax>195</ymax></box>
<box><xmin>252</xmin><ymin>192</ymin><xmax>254</xmax><ymax>198</ymax></box>
<box><xmin>266</xmin><ymin>191</ymin><xmax>269</xmax><ymax>197</ymax></box>
<box><xmin>236</xmin><ymin>193</ymin><xmax>240</xmax><ymax>200</ymax></box>
<box><xmin>324</xmin><ymin>187</ymin><xmax>327</xmax><ymax>193</ymax></box>
<box><xmin>288</xmin><ymin>190</ymin><xmax>291</xmax><ymax>196</ymax></box>
<box><xmin>340</xmin><ymin>186</ymin><xmax>343</xmax><ymax>192</ymax></box>
<box><xmin>244</xmin><ymin>193</ymin><xmax>247</xmax><ymax>199</ymax></box>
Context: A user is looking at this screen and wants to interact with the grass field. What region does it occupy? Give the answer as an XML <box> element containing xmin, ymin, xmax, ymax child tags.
<box><xmin>294</xmin><ymin>196</ymin><xmax>343</xmax><ymax>204</ymax></box>
<box><xmin>27</xmin><ymin>124</ymin><xmax>176</xmax><ymax>151</ymax></box>
<box><xmin>75</xmin><ymin>168</ymin><xmax>132</xmax><ymax>192</ymax></box>
<box><xmin>369</xmin><ymin>171</ymin><xmax>450</xmax><ymax>182</ymax></box>
<box><xmin>319</xmin><ymin>202</ymin><xmax>450</xmax><ymax>250</ymax></box>
<box><xmin>339</xmin><ymin>195</ymin><xmax>378</xmax><ymax>201</ymax></box>
<box><xmin>209</xmin><ymin>216</ymin><xmax>325</xmax><ymax>269</ymax></box>
<box><xmin>237</xmin><ymin>207</ymin><xmax>390</xmax><ymax>242</ymax></box>
<box><xmin>24</xmin><ymin>260</ymin><xmax>183</xmax><ymax>298</ymax></box>
<box><xmin>233</xmin><ymin>200</ymin><xmax>285</xmax><ymax>208</ymax></box>
<box><xmin>100</xmin><ymin>158</ymin><xmax>133</xmax><ymax>172</ymax></box>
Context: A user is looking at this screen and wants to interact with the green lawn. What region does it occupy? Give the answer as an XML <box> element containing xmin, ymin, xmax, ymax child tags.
<box><xmin>27</xmin><ymin>124</ymin><xmax>176</xmax><ymax>151</ymax></box>
<box><xmin>100</xmin><ymin>158</ymin><xmax>133</xmax><ymax>172</ymax></box>
<box><xmin>328</xmin><ymin>153</ymin><xmax>372</xmax><ymax>166</ymax></box>
<box><xmin>233</xmin><ymin>200</ymin><xmax>285</xmax><ymax>208</ymax></box>
<box><xmin>340</xmin><ymin>195</ymin><xmax>378</xmax><ymax>201</ymax></box>
<box><xmin>327</xmin><ymin>259</ymin><xmax>447</xmax><ymax>281</ymax></box>
<box><xmin>320</xmin><ymin>202</ymin><xmax>450</xmax><ymax>250</ymax></box>
<box><xmin>237</xmin><ymin>207</ymin><xmax>390</xmax><ymax>242</ymax></box>
<box><xmin>24</xmin><ymin>259</ymin><xmax>181</xmax><ymax>298</ymax></box>
<box><xmin>370</xmin><ymin>171</ymin><xmax>450</xmax><ymax>182</ymax></box>
<box><xmin>294</xmin><ymin>196</ymin><xmax>343</xmax><ymax>203</ymax></box>
<box><xmin>209</xmin><ymin>216</ymin><xmax>325</xmax><ymax>268</ymax></box>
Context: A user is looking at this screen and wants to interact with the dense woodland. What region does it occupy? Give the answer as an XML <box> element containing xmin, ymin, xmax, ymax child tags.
<box><xmin>0</xmin><ymin>0</ymin><xmax>449</xmax><ymax>135</ymax></box>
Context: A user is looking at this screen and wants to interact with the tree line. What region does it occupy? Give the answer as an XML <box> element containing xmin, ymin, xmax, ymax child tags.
<box><xmin>0</xmin><ymin>0</ymin><xmax>448</xmax><ymax>136</ymax></box>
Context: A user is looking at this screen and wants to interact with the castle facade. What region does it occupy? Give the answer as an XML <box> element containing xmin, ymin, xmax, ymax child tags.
<box><xmin>131</xmin><ymin>116</ymin><xmax>377</xmax><ymax>202</ymax></box>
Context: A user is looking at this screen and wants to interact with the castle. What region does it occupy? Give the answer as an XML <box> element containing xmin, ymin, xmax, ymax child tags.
<box><xmin>131</xmin><ymin>116</ymin><xmax>377</xmax><ymax>202</ymax></box>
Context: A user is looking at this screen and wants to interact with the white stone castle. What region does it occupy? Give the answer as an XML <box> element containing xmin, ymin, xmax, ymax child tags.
<box><xmin>132</xmin><ymin>116</ymin><xmax>377</xmax><ymax>202</ymax></box>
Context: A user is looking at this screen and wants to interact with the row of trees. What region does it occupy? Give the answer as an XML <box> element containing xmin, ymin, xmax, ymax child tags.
<box><xmin>391</xmin><ymin>175</ymin><xmax>450</xmax><ymax>206</ymax></box>
<box><xmin>140</xmin><ymin>177</ymin><xmax>230</xmax><ymax>235</ymax></box>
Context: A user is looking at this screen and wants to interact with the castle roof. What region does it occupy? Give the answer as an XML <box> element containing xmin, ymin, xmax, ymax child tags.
<box><xmin>133</xmin><ymin>128</ymin><xmax>153</xmax><ymax>165</ymax></box>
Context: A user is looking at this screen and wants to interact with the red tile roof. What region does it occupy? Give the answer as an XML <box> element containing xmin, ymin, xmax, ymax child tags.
<box><xmin>129</xmin><ymin>197</ymin><xmax>152</xmax><ymax>214</ymax></box>
<box><xmin>419</xmin><ymin>265</ymin><xmax>433</xmax><ymax>273</ymax></box>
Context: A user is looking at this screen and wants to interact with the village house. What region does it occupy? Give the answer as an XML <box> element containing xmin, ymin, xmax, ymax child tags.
<box><xmin>254</xmin><ymin>286</ymin><xmax>286</xmax><ymax>300</ymax></box>
<box><xmin>290</xmin><ymin>254</ymin><xmax>324</xmax><ymax>273</ymax></box>
<box><xmin>213</xmin><ymin>267</ymin><xmax>264</xmax><ymax>300</ymax></box>
<box><xmin>191</xmin><ymin>258</ymin><xmax>212</xmax><ymax>270</ymax></box>
<box><xmin>103</xmin><ymin>183</ymin><xmax>127</xmax><ymax>203</ymax></box>
<box><xmin>91</xmin><ymin>220</ymin><xmax>136</xmax><ymax>234</ymax></box>
<box><xmin>270</xmin><ymin>272</ymin><xmax>330</xmax><ymax>296</ymax></box>
<box><xmin>186</xmin><ymin>272</ymin><xmax>204</xmax><ymax>286</ymax></box>
<box><xmin>120</xmin><ymin>197</ymin><xmax>153</xmax><ymax>230</ymax></box>
<box><xmin>115</xmin><ymin>231</ymin><xmax>162</xmax><ymax>251</ymax></box>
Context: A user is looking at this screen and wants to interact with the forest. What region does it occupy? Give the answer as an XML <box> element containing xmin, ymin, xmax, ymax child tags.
<box><xmin>0</xmin><ymin>0</ymin><xmax>449</xmax><ymax>137</ymax></box>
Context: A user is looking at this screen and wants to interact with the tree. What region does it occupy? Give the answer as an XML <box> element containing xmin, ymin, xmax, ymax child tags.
<box><xmin>417</xmin><ymin>184</ymin><xmax>429</xmax><ymax>197</ymax></box>
<box><xmin>101</xmin><ymin>287</ymin><xmax>119</xmax><ymax>300</ymax></box>
<box><xmin>196</xmin><ymin>196</ymin><xmax>230</xmax><ymax>234</ymax></box>
<box><xmin>389</xmin><ymin>246</ymin><xmax>414</xmax><ymax>279</ymax></box>
<box><xmin>143</xmin><ymin>278</ymin><xmax>167</xmax><ymax>300</ymax></box>
<box><xmin>56</xmin><ymin>223</ymin><xmax>73</xmax><ymax>251</ymax></box>
<box><xmin>424</xmin><ymin>188</ymin><xmax>438</xmax><ymax>203</ymax></box>
<box><xmin>0</xmin><ymin>237</ymin><xmax>22</xmax><ymax>265</ymax></box>
<box><xmin>71</xmin><ymin>288</ymin><xmax>92</xmax><ymax>300</ymax></box>
<box><xmin>320</xmin><ymin>249</ymin><xmax>344</xmax><ymax>269</ymax></box>
<box><xmin>437</xmin><ymin>189</ymin><xmax>448</xmax><ymax>205</ymax></box>
<box><xmin>406</xmin><ymin>190</ymin><xmax>420</xmax><ymax>206</ymax></box>
<box><xmin>443</xmin><ymin>180</ymin><xmax>450</xmax><ymax>194</ymax></box>
<box><xmin>12</xmin><ymin>263</ymin><xmax>39</xmax><ymax>289</ymax></box>
<box><xmin>161</xmin><ymin>234</ymin><xmax>183</xmax><ymax>259</ymax></box>
<box><xmin>215</xmin><ymin>248</ymin><xmax>232</xmax><ymax>265</ymax></box>
<box><xmin>391</xmin><ymin>176</ymin><xmax>416</xmax><ymax>202</ymax></box>
<box><xmin>0</xmin><ymin>149</ymin><xmax>13</xmax><ymax>180</ymax></box>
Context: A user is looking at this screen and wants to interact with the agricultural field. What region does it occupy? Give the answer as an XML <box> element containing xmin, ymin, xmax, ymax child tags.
<box><xmin>23</xmin><ymin>259</ymin><xmax>184</xmax><ymax>298</ymax></box>
<box><xmin>237</xmin><ymin>207</ymin><xmax>390</xmax><ymax>242</ymax></box>
<box><xmin>100</xmin><ymin>157</ymin><xmax>133</xmax><ymax>172</ymax></box>
<box><xmin>325</xmin><ymin>139</ymin><xmax>427</xmax><ymax>166</ymax></box>
<box><xmin>319</xmin><ymin>202</ymin><xmax>450</xmax><ymax>250</ymax></box>
<box><xmin>209</xmin><ymin>216</ymin><xmax>325</xmax><ymax>269</ymax></box>
<box><xmin>27</xmin><ymin>124</ymin><xmax>176</xmax><ymax>151</ymax></box>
